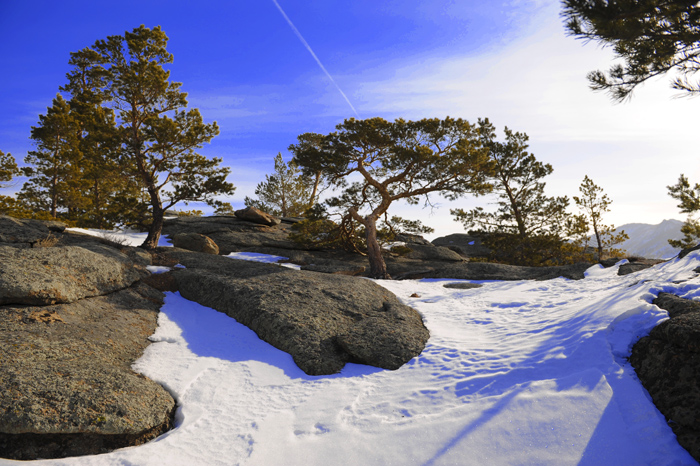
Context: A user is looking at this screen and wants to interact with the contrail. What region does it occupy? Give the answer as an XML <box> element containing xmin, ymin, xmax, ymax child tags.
<box><xmin>271</xmin><ymin>0</ymin><xmax>360</xmax><ymax>118</ymax></box>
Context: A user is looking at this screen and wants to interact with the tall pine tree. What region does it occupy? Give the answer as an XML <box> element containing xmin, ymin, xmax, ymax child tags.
<box><xmin>19</xmin><ymin>94</ymin><xmax>82</xmax><ymax>219</ymax></box>
<box><xmin>66</xmin><ymin>25</ymin><xmax>234</xmax><ymax>247</ymax></box>
<box><xmin>60</xmin><ymin>49</ymin><xmax>136</xmax><ymax>229</ymax></box>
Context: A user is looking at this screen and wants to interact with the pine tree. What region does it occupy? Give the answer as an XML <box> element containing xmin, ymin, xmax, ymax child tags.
<box><xmin>562</xmin><ymin>0</ymin><xmax>700</xmax><ymax>100</ymax></box>
<box><xmin>291</xmin><ymin>117</ymin><xmax>494</xmax><ymax>279</ymax></box>
<box><xmin>59</xmin><ymin>50</ymin><xmax>136</xmax><ymax>229</ymax></box>
<box><xmin>573</xmin><ymin>175</ymin><xmax>628</xmax><ymax>259</ymax></box>
<box><xmin>19</xmin><ymin>94</ymin><xmax>82</xmax><ymax>219</ymax></box>
<box><xmin>67</xmin><ymin>25</ymin><xmax>235</xmax><ymax>248</ymax></box>
<box><xmin>244</xmin><ymin>153</ymin><xmax>312</xmax><ymax>217</ymax></box>
<box><xmin>0</xmin><ymin>151</ymin><xmax>19</xmax><ymax>188</ymax></box>
<box><xmin>667</xmin><ymin>174</ymin><xmax>700</xmax><ymax>248</ymax></box>
<box><xmin>451</xmin><ymin>126</ymin><xmax>572</xmax><ymax>265</ymax></box>
<box><xmin>288</xmin><ymin>132</ymin><xmax>332</xmax><ymax>208</ymax></box>
<box><xmin>0</xmin><ymin>151</ymin><xmax>24</xmax><ymax>217</ymax></box>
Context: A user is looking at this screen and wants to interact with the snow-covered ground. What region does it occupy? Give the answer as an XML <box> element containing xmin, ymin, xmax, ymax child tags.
<box><xmin>12</xmin><ymin>229</ymin><xmax>700</xmax><ymax>465</ymax></box>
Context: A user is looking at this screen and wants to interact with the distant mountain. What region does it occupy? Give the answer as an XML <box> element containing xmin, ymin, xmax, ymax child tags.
<box><xmin>611</xmin><ymin>219</ymin><xmax>685</xmax><ymax>259</ymax></box>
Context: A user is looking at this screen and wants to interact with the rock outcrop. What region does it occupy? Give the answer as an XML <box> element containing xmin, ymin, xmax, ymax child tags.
<box><xmin>394</xmin><ymin>261</ymin><xmax>594</xmax><ymax>281</ymax></box>
<box><xmin>431</xmin><ymin>233</ymin><xmax>490</xmax><ymax>259</ymax></box>
<box><xmin>0</xmin><ymin>215</ymin><xmax>66</xmax><ymax>248</ymax></box>
<box><xmin>154</xmin><ymin>248</ymin><xmax>430</xmax><ymax>376</ymax></box>
<box><xmin>0</xmin><ymin>219</ymin><xmax>176</xmax><ymax>460</ymax></box>
<box><xmin>630</xmin><ymin>293</ymin><xmax>700</xmax><ymax>462</ymax></box>
<box><xmin>162</xmin><ymin>215</ymin><xmax>299</xmax><ymax>255</ymax></box>
<box><xmin>0</xmin><ymin>245</ymin><xmax>146</xmax><ymax>305</ymax></box>
<box><xmin>0</xmin><ymin>283</ymin><xmax>176</xmax><ymax>460</ymax></box>
<box><xmin>162</xmin><ymin>216</ymin><xmax>598</xmax><ymax>280</ymax></box>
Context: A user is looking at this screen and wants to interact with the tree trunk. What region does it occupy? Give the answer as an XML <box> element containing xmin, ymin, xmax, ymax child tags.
<box><xmin>594</xmin><ymin>225</ymin><xmax>603</xmax><ymax>260</ymax></box>
<box><xmin>141</xmin><ymin>188</ymin><xmax>164</xmax><ymax>250</ymax></box>
<box><xmin>308</xmin><ymin>171</ymin><xmax>321</xmax><ymax>208</ymax></box>
<box><xmin>364</xmin><ymin>215</ymin><xmax>391</xmax><ymax>279</ymax></box>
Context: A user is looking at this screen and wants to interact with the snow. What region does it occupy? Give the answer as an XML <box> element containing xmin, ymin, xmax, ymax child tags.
<box><xmin>226</xmin><ymin>252</ymin><xmax>302</xmax><ymax>270</ymax></box>
<box><xmin>65</xmin><ymin>227</ymin><xmax>173</xmax><ymax>247</ymax></box>
<box><xmin>8</xmin><ymin>250</ymin><xmax>700</xmax><ymax>465</ymax></box>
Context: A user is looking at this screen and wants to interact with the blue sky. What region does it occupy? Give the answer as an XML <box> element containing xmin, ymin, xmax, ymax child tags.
<box><xmin>1</xmin><ymin>0</ymin><xmax>696</xmax><ymax>238</ymax></box>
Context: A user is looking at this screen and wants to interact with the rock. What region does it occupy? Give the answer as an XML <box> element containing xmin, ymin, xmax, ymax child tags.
<box><xmin>679</xmin><ymin>243</ymin><xmax>700</xmax><ymax>259</ymax></box>
<box><xmin>0</xmin><ymin>283</ymin><xmax>175</xmax><ymax>460</ymax></box>
<box><xmin>208</xmin><ymin>230</ymin><xmax>299</xmax><ymax>253</ymax></box>
<box><xmin>158</xmin><ymin>250</ymin><xmax>429</xmax><ymax>375</ymax></box>
<box><xmin>432</xmin><ymin>233</ymin><xmax>491</xmax><ymax>258</ymax></box>
<box><xmin>141</xmin><ymin>271</ymin><xmax>179</xmax><ymax>292</ymax></box>
<box><xmin>0</xmin><ymin>245</ymin><xmax>145</xmax><ymax>306</ymax></box>
<box><xmin>300</xmin><ymin>262</ymin><xmax>366</xmax><ymax>276</ymax></box>
<box><xmin>234</xmin><ymin>206</ymin><xmax>281</xmax><ymax>226</ymax></box>
<box><xmin>0</xmin><ymin>215</ymin><xmax>67</xmax><ymax>247</ymax></box>
<box><xmin>162</xmin><ymin>216</ymin><xmax>298</xmax><ymax>254</ymax></box>
<box><xmin>617</xmin><ymin>258</ymin><xmax>664</xmax><ymax>276</ymax></box>
<box><xmin>394</xmin><ymin>233</ymin><xmax>431</xmax><ymax>246</ymax></box>
<box><xmin>395</xmin><ymin>261</ymin><xmax>593</xmax><ymax>281</ymax></box>
<box><xmin>630</xmin><ymin>293</ymin><xmax>700</xmax><ymax>462</ymax></box>
<box><xmin>652</xmin><ymin>292</ymin><xmax>700</xmax><ymax>318</ymax></box>
<box><xmin>402</xmin><ymin>243</ymin><xmax>464</xmax><ymax>262</ymax></box>
<box><xmin>172</xmin><ymin>232</ymin><xmax>219</xmax><ymax>255</ymax></box>
<box><xmin>442</xmin><ymin>282</ymin><xmax>483</xmax><ymax>290</ymax></box>
<box><xmin>336</xmin><ymin>302</ymin><xmax>428</xmax><ymax>370</ymax></box>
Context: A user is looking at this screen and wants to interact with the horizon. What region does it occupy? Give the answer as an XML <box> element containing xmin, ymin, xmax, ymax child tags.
<box><xmin>0</xmin><ymin>0</ymin><xmax>695</xmax><ymax>239</ymax></box>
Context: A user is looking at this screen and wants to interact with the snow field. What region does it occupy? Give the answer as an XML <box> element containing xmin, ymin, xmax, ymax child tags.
<box><xmin>8</xmin><ymin>235</ymin><xmax>700</xmax><ymax>465</ymax></box>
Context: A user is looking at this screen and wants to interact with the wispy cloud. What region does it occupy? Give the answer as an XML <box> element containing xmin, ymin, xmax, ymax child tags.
<box><xmin>271</xmin><ymin>0</ymin><xmax>360</xmax><ymax>118</ymax></box>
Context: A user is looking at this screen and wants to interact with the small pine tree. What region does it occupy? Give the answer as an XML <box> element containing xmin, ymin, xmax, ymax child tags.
<box><xmin>244</xmin><ymin>153</ymin><xmax>312</xmax><ymax>217</ymax></box>
<box><xmin>573</xmin><ymin>175</ymin><xmax>628</xmax><ymax>260</ymax></box>
<box><xmin>667</xmin><ymin>174</ymin><xmax>700</xmax><ymax>249</ymax></box>
<box><xmin>0</xmin><ymin>151</ymin><xmax>19</xmax><ymax>188</ymax></box>
<box><xmin>213</xmin><ymin>202</ymin><xmax>235</xmax><ymax>216</ymax></box>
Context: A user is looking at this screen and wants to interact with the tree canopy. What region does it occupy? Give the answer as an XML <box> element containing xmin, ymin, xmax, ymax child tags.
<box><xmin>61</xmin><ymin>25</ymin><xmax>235</xmax><ymax>247</ymax></box>
<box><xmin>451</xmin><ymin>126</ymin><xmax>575</xmax><ymax>266</ymax></box>
<box><xmin>19</xmin><ymin>94</ymin><xmax>83</xmax><ymax>219</ymax></box>
<box><xmin>291</xmin><ymin>117</ymin><xmax>494</xmax><ymax>279</ymax></box>
<box><xmin>562</xmin><ymin>0</ymin><xmax>700</xmax><ymax>100</ymax></box>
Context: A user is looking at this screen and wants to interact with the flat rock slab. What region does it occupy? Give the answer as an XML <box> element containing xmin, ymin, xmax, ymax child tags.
<box><xmin>0</xmin><ymin>215</ymin><xmax>66</xmax><ymax>246</ymax></box>
<box><xmin>630</xmin><ymin>293</ymin><xmax>700</xmax><ymax>462</ymax></box>
<box><xmin>442</xmin><ymin>282</ymin><xmax>484</xmax><ymax>290</ymax></box>
<box><xmin>0</xmin><ymin>245</ymin><xmax>144</xmax><ymax>305</ymax></box>
<box><xmin>158</xmin><ymin>250</ymin><xmax>429</xmax><ymax>376</ymax></box>
<box><xmin>0</xmin><ymin>283</ymin><xmax>175</xmax><ymax>460</ymax></box>
<box><xmin>395</xmin><ymin>261</ymin><xmax>593</xmax><ymax>281</ymax></box>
